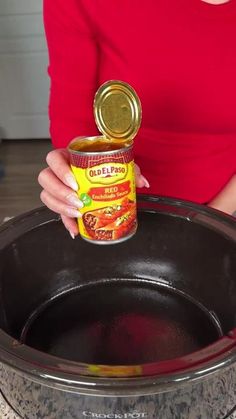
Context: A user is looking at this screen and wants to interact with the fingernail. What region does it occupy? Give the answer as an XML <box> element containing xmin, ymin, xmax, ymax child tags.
<box><xmin>69</xmin><ymin>231</ymin><xmax>75</xmax><ymax>239</ymax></box>
<box><xmin>67</xmin><ymin>194</ymin><xmax>84</xmax><ymax>209</ymax></box>
<box><xmin>66</xmin><ymin>208</ymin><xmax>82</xmax><ymax>218</ymax></box>
<box><xmin>65</xmin><ymin>174</ymin><xmax>78</xmax><ymax>191</ymax></box>
<box><xmin>141</xmin><ymin>175</ymin><xmax>150</xmax><ymax>188</ymax></box>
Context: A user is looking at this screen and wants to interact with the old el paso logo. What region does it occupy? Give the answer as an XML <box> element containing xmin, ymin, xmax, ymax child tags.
<box><xmin>86</xmin><ymin>163</ymin><xmax>127</xmax><ymax>185</ymax></box>
<box><xmin>82</xmin><ymin>412</ymin><xmax>148</xmax><ymax>418</ymax></box>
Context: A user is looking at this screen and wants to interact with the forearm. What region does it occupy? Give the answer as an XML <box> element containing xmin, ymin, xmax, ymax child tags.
<box><xmin>208</xmin><ymin>174</ymin><xmax>236</xmax><ymax>216</ymax></box>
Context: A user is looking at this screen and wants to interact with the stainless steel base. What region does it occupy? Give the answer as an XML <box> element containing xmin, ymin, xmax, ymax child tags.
<box><xmin>0</xmin><ymin>392</ymin><xmax>20</xmax><ymax>418</ymax></box>
<box><xmin>0</xmin><ymin>392</ymin><xmax>236</xmax><ymax>419</ymax></box>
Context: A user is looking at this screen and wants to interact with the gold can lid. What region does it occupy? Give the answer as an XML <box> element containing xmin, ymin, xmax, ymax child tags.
<box><xmin>94</xmin><ymin>80</ymin><xmax>142</xmax><ymax>141</ymax></box>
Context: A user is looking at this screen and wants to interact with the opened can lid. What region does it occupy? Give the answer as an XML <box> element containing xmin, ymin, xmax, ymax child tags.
<box><xmin>94</xmin><ymin>80</ymin><xmax>142</xmax><ymax>141</ymax></box>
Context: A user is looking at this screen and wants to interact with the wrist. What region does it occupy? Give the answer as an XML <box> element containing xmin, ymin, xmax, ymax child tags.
<box><xmin>208</xmin><ymin>174</ymin><xmax>236</xmax><ymax>216</ymax></box>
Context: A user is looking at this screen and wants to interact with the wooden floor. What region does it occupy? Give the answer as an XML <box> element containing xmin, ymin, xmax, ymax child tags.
<box><xmin>0</xmin><ymin>139</ymin><xmax>52</xmax><ymax>223</ymax></box>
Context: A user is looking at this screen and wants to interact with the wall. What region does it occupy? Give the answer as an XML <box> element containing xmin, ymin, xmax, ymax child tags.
<box><xmin>0</xmin><ymin>0</ymin><xmax>49</xmax><ymax>139</ymax></box>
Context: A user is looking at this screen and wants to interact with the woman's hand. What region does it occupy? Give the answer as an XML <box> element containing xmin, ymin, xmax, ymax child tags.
<box><xmin>208</xmin><ymin>174</ymin><xmax>236</xmax><ymax>216</ymax></box>
<box><xmin>38</xmin><ymin>148</ymin><xmax>150</xmax><ymax>238</ymax></box>
<box><xmin>38</xmin><ymin>149</ymin><xmax>83</xmax><ymax>238</ymax></box>
<box><xmin>135</xmin><ymin>164</ymin><xmax>150</xmax><ymax>189</ymax></box>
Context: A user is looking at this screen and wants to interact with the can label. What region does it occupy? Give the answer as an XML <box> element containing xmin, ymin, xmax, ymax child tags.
<box><xmin>70</xmin><ymin>147</ymin><xmax>137</xmax><ymax>243</ymax></box>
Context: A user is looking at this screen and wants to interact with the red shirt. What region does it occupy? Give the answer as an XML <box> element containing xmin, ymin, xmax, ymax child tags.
<box><xmin>44</xmin><ymin>0</ymin><xmax>236</xmax><ymax>203</ymax></box>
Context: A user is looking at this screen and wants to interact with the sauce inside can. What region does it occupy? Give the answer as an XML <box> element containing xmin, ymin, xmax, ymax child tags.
<box><xmin>68</xmin><ymin>80</ymin><xmax>142</xmax><ymax>244</ymax></box>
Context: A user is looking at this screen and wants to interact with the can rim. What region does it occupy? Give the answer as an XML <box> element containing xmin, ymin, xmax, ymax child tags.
<box><xmin>68</xmin><ymin>135</ymin><xmax>133</xmax><ymax>157</ymax></box>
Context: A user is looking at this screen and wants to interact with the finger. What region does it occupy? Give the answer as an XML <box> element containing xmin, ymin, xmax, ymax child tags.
<box><xmin>61</xmin><ymin>215</ymin><xmax>79</xmax><ymax>238</ymax></box>
<box><xmin>135</xmin><ymin>163</ymin><xmax>141</xmax><ymax>176</ymax></box>
<box><xmin>38</xmin><ymin>168</ymin><xmax>83</xmax><ymax>209</ymax></box>
<box><xmin>134</xmin><ymin>164</ymin><xmax>150</xmax><ymax>188</ymax></box>
<box><xmin>46</xmin><ymin>149</ymin><xmax>78</xmax><ymax>191</ymax></box>
<box><xmin>40</xmin><ymin>190</ymin><xmax>82</xmax><ymax>219</ymax></box>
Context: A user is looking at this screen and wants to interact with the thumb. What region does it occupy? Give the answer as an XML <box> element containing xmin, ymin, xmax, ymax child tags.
<box><xmin>135</xmin><ymin>163</ymin><xmax>150</xmax><ymax>188</ymax></box>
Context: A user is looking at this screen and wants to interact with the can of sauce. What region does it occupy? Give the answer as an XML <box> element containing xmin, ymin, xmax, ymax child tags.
<box><xmin>68</xmin><ymin>80</ymin><xmax>141</xmax><ymax>244</ymax></box>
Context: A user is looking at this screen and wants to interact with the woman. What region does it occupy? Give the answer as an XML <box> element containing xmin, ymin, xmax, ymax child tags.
<box><xmin>39</xmin><ymin>0</ymin><xmax>236</xmax><ymax>238</ymax></box>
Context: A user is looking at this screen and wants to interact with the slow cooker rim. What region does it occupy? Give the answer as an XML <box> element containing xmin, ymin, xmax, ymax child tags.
<box><xmin>0</xmin><ymin>328</ymin><xmax>236</xmax><ymax>396</ymax></box>
<box><xmin>0</xmin><ymin>196</ymin><xmax>235</xmax><ymax>242</ymax></box>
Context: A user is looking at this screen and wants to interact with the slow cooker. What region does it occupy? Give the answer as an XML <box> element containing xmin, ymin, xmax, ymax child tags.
<box><xmin>0</xmin><ymin>195</ymin><xmax>235</xmax><ymax>418</ymax></box>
